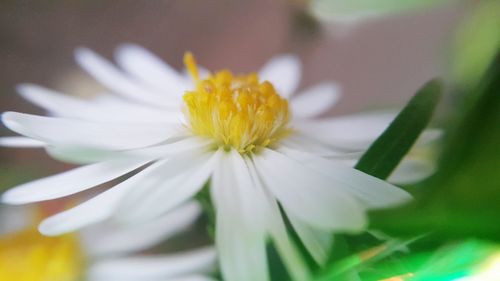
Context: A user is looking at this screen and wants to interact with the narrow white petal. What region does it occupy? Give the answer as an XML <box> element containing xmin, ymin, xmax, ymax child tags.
<box><xmin>254</xmin><ymin>148</ymin><xmax>366</xmax><ymax>231</ymax></box>
<box><xmin>259</xmin><ymin>55</ymin><xmax>301</xmax><ymax>99</ymax></box>
<box><xmin>121</xmin><ymin>137</ymin><xmax>213</xmax><ymax>159</ymax></box>
<box><xmin>280</xmin><ymin>133</ymin><xmax>349</xmax><ymax>157</ymax></box>
<box><xmin>287</xmin><ymin>214</ymin><xmax>333</xmax><ymax>265</ymax></box>
<box><xmin>90</xmin><ymin>94</ymin><xmax>184</xmax><ymax>122</ymax></box>
<box><xmin>279</xmin><ymin>147</ymin><xmax>411</xmax><ymax>209</ymax></box>
<box><xmin>0</xmin><ymin>136</ymin><xmax>45</xmax><ymax>147</ymax></box>
<box><xmin>46</xmin><ymin>136</ymin><xmax>208</xmax><ymax>165</ymax></box>
<box><xmin>38</xmin><ymin>161</ymin><xmax>165</xmax><ymax>236</ymax></box>
<box><xmin>170</xmin><ymin>277</ymin><xmax>218</xmax><ymax>281</ymax></box>
<box><xmin>117</xmin><ymin>150</ymin><xmax>218</xmax><ymax>223</ymax></box>
<box><xmin>17</xmin><ymin>84</ymin><xmax>180</xmax><ymax>122</ymax></box>
<box><xmin>1</xmin><ymin>158</ymin><xmax>149</xmax><ymax>205</ymax></box>
<box><xmin>174</xmin><ymin>277</ymin><xmax>218</xmax><ymax>281</ymax></box>
<box><xmin>295</xmin><ymin>111</ymin><xmax>396</xmax><ymax>150</ymax></box>
<box><xmin>2</xmin><ymin>112</ymin><xmax>177</xmax><ymax>150</ymax></box>
<box><xmin>75</xmin><ymin>48</ymin><xmax>176</xmax><ymax>107</ymax></box>
<box><xmin>266</xmin><ymin>210</ymin><xmax>313</xmax><ymax>281</ymax></box>
<box><xmin>245</xmin><ymin>159</ymin><xmax>312</xmax><ymax>281</ymax></box>
<box><xmin>83</xmin><ymin>201</ymin><xmax>201</xmax><ymax>257</ymax></box>
<box><xmin>18</xmin><ymin>83</ymin><xmax>90</xmax><ymax>117</ymax></box>
<box><xmin>211</xmin><ymin>150</ymin><xmax>269</xmax><ymax>281</ymax></box>
<box><xmin>115</xmin><ymin>44</ymin><xmax>189</xmax><ymax>96</ymax></box>
<box><xmin>389</xmin><ymin>158</ymin><xmax>436</xmax><ymax>185</ymax></box>
<box><xmin>88</xmin><ymin>247</ymin><xmax>216</xmax><ymax>280</ymax></box>
<box><xmin>88</xmin><ymin>274</ymin><xmax>216</xmax><ymax>281</ymax></box>
<box><xmin>291</xmin><ymin>82</ymin><xmax>341</xmax><ymax>119</ymax></box>
<box><xmin>416</xmin><ymin>129</ymin><xmax>443</xmax><ymax>145</ymax></box>
<box><xmin>46</xmin><ymin>146</ymin><xmax>123</xmax><ymax>164</ymax></box>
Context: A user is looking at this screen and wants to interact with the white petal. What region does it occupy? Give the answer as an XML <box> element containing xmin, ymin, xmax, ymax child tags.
<box><xmin>1</xmin><ymin>158</ymin><xmax>149</xmax><ymax>205</ymax></box>
<box><xmin>75</xmin><ymin>48</ymin><xmax>176</xmax><ymax>107</ymax></box>
<box><xmin>389</xmin><ymin>158</ymin><xmax>436</xmax><ymax>185</ymax></box>
<box><xmin>416</xmin><ymin>129</ymin><xmax>443</xmax><ymax>145</ymax></box>
<box><xmin>287</xmin><ymin>214</ymin><xmax>332</xmax><ymax>265</ymax></box>
<box><xmin>211</xmin><ymin>150</ymin><xmax>269</xmax><ymax>281</ymax></box>
<box><xmin>17</xmin><ymin>84</ymin><xmax>180</xmax><ymax>122</ymax></box>
<box><xmin>295</xmin><ymin>111</ymin><xmax>396</xmax><ymax>151</ymax></box>
<box><xmin>88</xmin><ymin>275</ymin><xmax>216</xmax><ymax>281</ymax></box>
<box><xmin>86</xmin><ymin>94</ymin><xmax>183</xmax><ymax>122</ymax></box>
<box><xmin>2</xmin><ymin>112</ymin><xmax>177</xmax><ymax>150</ymax></box>
<box><xmin>245</xmin><ymin>159</ymin><xmax>312</xmax><ymax>281</ymax></box>
<box><xmin>88</xmin><ymin>247</ymin><xmax>216</xmax><ymax>281</ymax></box>
<box><xmin>117</xmin><ymin>150</ymin><xmax>218</xmax><ymax>223</ymax></box>
<box><xmin>291</xmin><ymin>82</ymin><xmax>341</xmax><ymax>119</ymax></box>
<box><xmin>279</xmin><ymin>133</ymin><xmax>349</xmax><ymax>157</ymax></box>
<box><xmin>46</xmin><ymin>136</ymin><xmax>208</xmax><ymax>165</ymax></box>
<box><xmin>38</xmin><ymin>161</ymin><xmax>165</xmax><ymax>236</ymax></box>
<box><xmin>46</xmin><ymin>146</ymin><xmax>124</xmax><ymax>164</ymax></box>
<box><xmin>325</xmin><ymin>153</ymin><xmax>435</xmax><ymax>186</ymax></box>
<box><xmin>115</xmin><ymin>44</ymin><xmax>188</xmax><ymax>96</ymax></box>
<box><xmin>259</xmin><ymin>55</ymin><xmax>301</xmax><ymax>99</ymax></box>
<box><xmin>169</xmin><ymin>277</ymin><xmax>217</xmax><ymax>281</ymax></box>
<box><xmin>83</xmin><ymin>201</ymin><xmax>201</xmax><ymax>257</ymax></box>
<box><xmin>0</xmin><ymin>136</ymin><xmax>45</xmax><ymax>147</ymax></box>
<box><xmin>171</xmin><ymin>277</ymin><xmax>218</xmax><ymax>281</ymax></box>
<box><xmin>279</xmin><ymin>147</ymin><xmax>411</xmax><ymax>209</ymax></box>
<box><xmin>254</xmin><ymin>148</ymin><xmax>366</xmax><ymax>231</ymax></box>
<box><xmin>121</xmin><ymin>137</ymin><xmax>212</xmax><ymax>159</ymax></box>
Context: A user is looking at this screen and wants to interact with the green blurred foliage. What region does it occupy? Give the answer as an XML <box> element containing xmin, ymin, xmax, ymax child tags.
<box><xmin>452</xmin><ymin>0</ymin><xmax>500</xmax><ymax>89</ymax></box>
<box><xmin>360</xmin><ymin>239</ymin><xmax>500</xmax><ymax>280</ymax></box>
<box><xmin>369</xmin><ymin>53</ymin><xmax>500</xmax><ymax>241</ymax></box>
<box><xmin>0</xmin><ymin>165</ymin><xmax>45</xmax><ymax>193</ymax></box>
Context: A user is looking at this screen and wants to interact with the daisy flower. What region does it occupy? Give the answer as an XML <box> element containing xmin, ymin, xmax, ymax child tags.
<box><xmin>1</xmin><ymin>44</ymin><xmax>412</xmax><ymax>281</ymax></box>
<box><xmin>0</xmin><ymin>202</ymin><xmax>216</xmax><ymax>281</ymax></box>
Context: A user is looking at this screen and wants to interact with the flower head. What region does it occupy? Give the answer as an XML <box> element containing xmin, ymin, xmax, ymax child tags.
<box><xmin>0</xmin><ymin>203</ymin><xmax>216</xmax><ymax>281</ymax></box>
<box><xmin>0</xmin><ymin>44</ymin><xmax>413</xmax><ymax>281</ymax></box>
<box><xmin>183</xmin><ymin>52</ymin><xmax>291</xmax><ymax>153</ymax></box>
<box><xmin>0</xmin><ymin>221</ymin><xmax>82</xmax><ymax>281</ymax></box>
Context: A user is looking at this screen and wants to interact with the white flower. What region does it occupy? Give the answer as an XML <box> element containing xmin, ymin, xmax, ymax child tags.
<box><xmin>309</xmin><ymin>0</ymin><xmax>453</xmax><ymax>24</ymax></box>
<box><xmin>1</xmin><ymin>44</ymin><xmax>413</xmax><ymax>281</ymax></box>
<box><xmin>0</xmin><ymin>202</ymin><xmax>216</xmax><ymax>281</ymax></box>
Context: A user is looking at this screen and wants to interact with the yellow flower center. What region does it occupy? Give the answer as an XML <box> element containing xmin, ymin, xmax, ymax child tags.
<box><xmin>182</xmin><ymin>52</ymin><xmax>291</xmax><ymax>153</ymax></box>
<box><xmin>0</xmin><ymin>226</ymin><xmax>84</xmax><ymax>281</ymax></box>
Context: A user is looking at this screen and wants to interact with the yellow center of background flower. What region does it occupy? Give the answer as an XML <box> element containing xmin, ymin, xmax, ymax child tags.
<box><xmin>182</xmin><ymin>52</ymin><xmax>291</xmax><ymax>153</ymax></box>
<box><xmin>0</xmin><ymin>226</ymin><xmax>83</xmax><ymax>281</ymax></box>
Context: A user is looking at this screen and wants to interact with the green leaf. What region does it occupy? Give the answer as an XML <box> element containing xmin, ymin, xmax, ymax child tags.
<box><xmin>355</xmin><ymin>79</ymin><xmax>442</xmax><ymax>180</ymax></box>
<box><xmin>452</xmin><ymin>0</ymin><xmax>500</xmax><ymax>89</ymax></box>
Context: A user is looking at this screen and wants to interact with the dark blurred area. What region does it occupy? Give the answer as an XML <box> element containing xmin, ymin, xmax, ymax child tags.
<box><xmin>0</xmin><ymin>0</ymin><xmax>464</xmax><ymax>188</ymax></box>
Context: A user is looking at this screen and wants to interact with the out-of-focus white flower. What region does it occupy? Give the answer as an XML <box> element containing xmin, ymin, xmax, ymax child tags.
<box><xmin>0</xmin><ymin>203</ymin><xmax>216</xmax><ymax>281</ymax></box>
<box><xmin>324</xmin><ymin>128</ymin><xmax>441</xmax><ymax>185</ymax></box>
<box><xmin>309</xmin><ymin>0</ymin><xmax>455</xmax><ymax>24</ymax></box>
<box><xmin>0</xmin><ymin>44</ymin><xmax>413</xmax><ymax>281</ymax></box>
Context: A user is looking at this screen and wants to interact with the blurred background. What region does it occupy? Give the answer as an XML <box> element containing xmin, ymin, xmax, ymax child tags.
<box><xmin>0</xmin><ymin>0</ymin><xmax>466</xmax><ymax>188</ymax></box>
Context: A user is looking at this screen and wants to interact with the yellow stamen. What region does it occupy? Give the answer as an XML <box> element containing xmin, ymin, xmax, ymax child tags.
<box><xmin>0</xmin><ymin>224</ymin><xmax>84</xmax><ymax>281</ymax></box>
<box><xmin>182</xmin><ymin>53</ymin><xmax>291</xmax><ymax>154</ymax></box>
<box><xmin>184</xmin><ymin>51</ymin><xmax>199</xmax><ymax>82</ymax></box>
